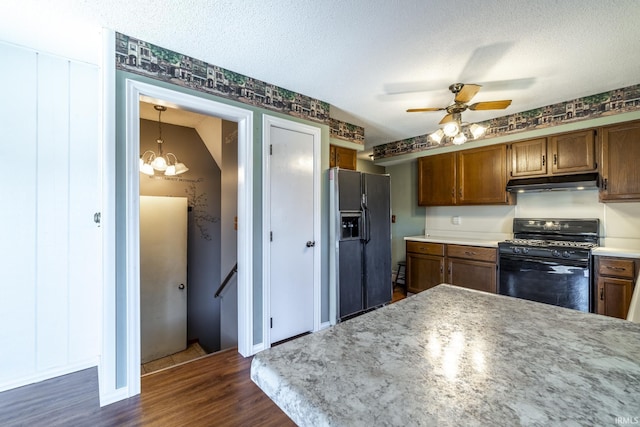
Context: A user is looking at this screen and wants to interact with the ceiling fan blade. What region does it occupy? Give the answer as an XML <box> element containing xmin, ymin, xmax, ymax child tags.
<box><xmin>468</xmin><ymin>100</ymin><xmax>512</xmax><ymax>110</ymax></box>
<box><xmin>454</xmin><ymin>84</ymin><xmax>481</xmax><ymax>103</ymax></box>
<box><xmin>406</xmin><ymin>107</ymin><xmax>445</xmax><ymax>113</ymax></box>
<box><xmin>439</xmin><ymin>113</ymin><xmax>455</xmax><ymax>124</ymax></box>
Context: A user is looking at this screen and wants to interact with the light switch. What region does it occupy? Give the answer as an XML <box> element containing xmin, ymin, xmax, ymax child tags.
<box><xmin>452</xmin><ymin>216</ymin><xmax>461</xmax><ymax>225</ymax></box>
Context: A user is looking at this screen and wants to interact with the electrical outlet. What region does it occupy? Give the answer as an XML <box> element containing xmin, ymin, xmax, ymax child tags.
<box><xmin>452</xmin><ymin>216</ymin><xmax>461</xmax><ymax>225</ymax></box>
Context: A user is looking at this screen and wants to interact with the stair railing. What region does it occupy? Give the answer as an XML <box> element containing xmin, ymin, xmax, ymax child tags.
<box><xmin>215</xmin><ymin>263</ymin><xmax>238</xmax><ymax>298</ymax></box>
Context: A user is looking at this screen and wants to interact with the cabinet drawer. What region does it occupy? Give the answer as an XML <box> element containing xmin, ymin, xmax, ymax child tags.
<box><xmin>406</xmin><ymin>241</ymin><xmax>445</xmax><ymax>256</ymax></box>
<box><xmin>447</xmin><ymin>245</ymin><xmax>497</xmax><ymax>263</ymax></box>
<box><xmin>598</xmin><ymin>258</ymin><xmax>636</xmax><ymax>279</ymax></box>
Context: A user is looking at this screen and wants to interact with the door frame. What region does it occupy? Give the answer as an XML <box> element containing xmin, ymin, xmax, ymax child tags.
<box><xmin>121</xmin><ymin>79</ymin><xmax>254</xmax><ymax>397</ymax></box>
<box><xmin>261</xmin><ymin>114</ymin><xmax>321</xmax><ymax>348</ymax></box>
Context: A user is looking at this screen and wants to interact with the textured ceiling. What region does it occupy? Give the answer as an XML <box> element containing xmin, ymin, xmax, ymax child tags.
<box><xmin>4</xmin><ymin>0</ymin><xmax>640</xmax><ymax>151</ymax></box>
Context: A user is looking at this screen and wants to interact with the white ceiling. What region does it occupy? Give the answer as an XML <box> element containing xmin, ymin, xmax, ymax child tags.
<box><xmin>5</xmin><ymin>1</ymin><xmax>640</xmax><ymax>151</ymax></box>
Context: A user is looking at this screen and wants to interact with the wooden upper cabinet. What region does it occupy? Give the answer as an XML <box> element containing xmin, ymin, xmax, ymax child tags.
<box><xmin>599</xmin><ymin>120</ymin><xmax>640</xmax><ymax>202</ymax></box>
<box><xmin>549</xmin><ymin>130</ymin><xmax>596</xmax><ymax>174</ymax></box>
<box><xmin>511</xmin><ymin>137</ymin><xmax>547</xmax><ymax>177</ymax></box>
<box><xmin>330</xmin><ymin>144</ymin><xmax>357</xmax><ymax>170</ymax></box>
<box><xmin>418</xmin><ymin>145</ymin><xmax>511</xmax><ymax>206</ymax></box>
<box><xmin>510</xmin><ymin>130</ymin><xmax>596</xmax><ymax>178</ymax></box>
<box><xmin>418</xmin><ymin>152</ymin><xmax>456</xmax><ymax>206</ymax></box>
<box><xmin>457</xmin><ymin>144</ymin><xmax>511</xmax><ymax>205</ymax></box>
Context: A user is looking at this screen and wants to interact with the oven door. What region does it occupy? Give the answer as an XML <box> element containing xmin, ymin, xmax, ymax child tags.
<box><xmin>498</xmin><ymin>255</ymin><xmax>591</xmax><ymax>312</ymax></box>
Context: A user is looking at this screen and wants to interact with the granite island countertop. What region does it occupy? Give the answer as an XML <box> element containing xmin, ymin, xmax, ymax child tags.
<box><xmin>251</xmin><ymin>285</ymin><xmax>640</xmax><ymax>427</ymax></box>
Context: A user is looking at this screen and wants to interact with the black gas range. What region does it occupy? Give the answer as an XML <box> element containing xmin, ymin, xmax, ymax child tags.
<box><xmin>498</xmin><ymin>218</ymin><xmax>600</xmax><ymax>312</ymax></box>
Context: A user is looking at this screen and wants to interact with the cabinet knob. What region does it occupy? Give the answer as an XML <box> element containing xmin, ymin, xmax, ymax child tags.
<box><xmin>542</xmin><ymin>155</ymin><xmax>546</xmax><ymax>166</ymax></box>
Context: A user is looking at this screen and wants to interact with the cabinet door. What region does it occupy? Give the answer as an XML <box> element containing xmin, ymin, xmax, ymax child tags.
<box><xmin>330</xmin><ymin>145</ymin><xmax>357</xmax><ymax>170</ymax></box>
<box><xmin>329</xmin><ymin>144</ymin><xmax>336</xmax><ymax>168</ymax></box>
<box><xmin>549</xmin><ymin>130</ymin><xmax>596</xmax><ymax>174</ymax></box>
<box><xmin>597</xmin><ymin>276</ymin><xmax>634</xmax><ymax>319</ymax></box>
<box><xmin>600</xmin><ymin>121</ymin><xmax>640</xmax><ymax>202</ymax></box>
<box><xmin>447</xmin><ymin>258</ymin><xmax>497</xmax><ymax>293</ymax></box>
<box><xmin>418</xmin><ymin>153</ymin><xmax>456</xmax><ymax>206</ymax></box>
<box><xmin>457</xmin><ymin>144</ymin><xmax>510</xmax><ymax>205</ymax></box>
<box><xmin>406</xmin><ymin>253</ymin><xmax>444</xmax><ymax>294</ymax></box>
<box><xmin>510</xmin><ymin>138</ymin><xmax>547</xmax><ymax>177</ymax></box>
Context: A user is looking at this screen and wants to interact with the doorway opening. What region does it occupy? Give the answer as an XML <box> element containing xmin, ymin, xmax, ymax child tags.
<box><xmin>138</xmin><ymin>103</ymin><xmax>239</xmax><ymax>374</ymax></box>
<box><xmin>121</xmin><ymin>79</ymin><xmax>254</xmax><ymax>398</ymax></box>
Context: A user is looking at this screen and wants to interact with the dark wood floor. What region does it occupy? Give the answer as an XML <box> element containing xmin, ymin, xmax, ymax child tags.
<box><xmin>1</xmin><ymin>289</ymin><xmax>408</xmax><ymax>426</ymax></box>
<box><xmin>101</xmin><ymin>348</ymin><xmax>296</xmax><ymax>426</ymax></box>
<box><xmin>0</xmin><ymin>348</ymin><xmax>295</xmax><ymax>427</ymax></box>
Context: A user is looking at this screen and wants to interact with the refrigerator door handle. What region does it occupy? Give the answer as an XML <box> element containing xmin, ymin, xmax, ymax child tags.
<box><xmin>362</xmin><ymin>203</ymin><xmax>371</xmax><ymax>243</ymax></box>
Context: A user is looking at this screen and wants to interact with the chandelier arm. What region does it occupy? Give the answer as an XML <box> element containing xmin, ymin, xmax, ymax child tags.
<box><xmin>165</xmin><ymin>152</ymin><xmax>178</xmax><ymax>165</ymax></box>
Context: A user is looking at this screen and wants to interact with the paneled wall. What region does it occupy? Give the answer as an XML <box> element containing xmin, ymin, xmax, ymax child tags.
<box><xmin>0</xmin><ymin>42</ymin><xmax>101</xmax><ymax>391</ymax></box>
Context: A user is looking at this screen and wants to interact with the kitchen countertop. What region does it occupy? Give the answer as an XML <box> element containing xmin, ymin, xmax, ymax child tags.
<box><xmin>592</xmin><ymin>247</ymin><xmax>640</xmax><ymax>258</ymax></box>
<box><xmin>406</xmin><ymin>235</ymin><xmax>640</xmax><ymax>257</ymax></box>
<box><xmin>404</xmin><ymin>235</ymin><xmax>499</xmax><ymax>247</ymax></box>
<box><xmin>251</xmin><ymin>285</ymin><xmax>640</xmax><ymax>426</ymax></box>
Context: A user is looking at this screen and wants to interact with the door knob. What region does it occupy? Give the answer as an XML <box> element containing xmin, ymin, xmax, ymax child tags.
<box><xmin>178</xmin><ymin>284</ymin><xmax>185</xmax><ymax>290</ymax></box>
<box><xmin>306</xmin><ymin>241</ymin><xmax>315</xmax><ymax>247</ymax></box>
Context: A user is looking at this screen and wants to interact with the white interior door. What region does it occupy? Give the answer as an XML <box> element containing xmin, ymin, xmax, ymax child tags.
<box><xmin>268</xmin><ymin>125</ymin><xmax>316</xmax><ymax>344</ymax></box>
<box><xmin>140</xmin><ymin>196</ymin><xmax>188</xmax><ymax>363</ymax></box>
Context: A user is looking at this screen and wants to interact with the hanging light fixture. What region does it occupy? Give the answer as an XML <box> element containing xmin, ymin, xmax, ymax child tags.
<box><xmin>428</xmin><ymin>112</ymin><xmax>487</xmax><ymax>146</ymax></box>
<box><xmin>139</xmin><ymin>105</ymin><xmax>189</xmax><ymax>176</ymax></box>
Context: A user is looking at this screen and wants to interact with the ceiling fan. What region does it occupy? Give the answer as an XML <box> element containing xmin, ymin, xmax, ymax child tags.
<box><xmin>406</xmin><ymin>83</ymin><xmax>512</xmax><ymax>125</ymax></box>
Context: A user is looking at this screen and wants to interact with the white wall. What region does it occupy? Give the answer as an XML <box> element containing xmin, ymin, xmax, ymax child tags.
<box><xmin>423</xmin><ymin>189</ymin><xmax>640</xmax><ymax>248</ymax></box>
<box><xmin>0</xmin><ymin>41</ymin><xmax>102</xmax><ymax>392</ymax></box>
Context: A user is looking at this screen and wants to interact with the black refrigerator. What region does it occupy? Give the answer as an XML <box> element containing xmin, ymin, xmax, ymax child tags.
<box><xmin>329</xmin><ymin>167</ymin><xmax>392</xmax><ymax>323</ymax></box>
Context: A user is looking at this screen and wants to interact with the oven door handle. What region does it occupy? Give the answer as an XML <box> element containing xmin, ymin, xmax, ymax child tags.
<box><xmin>499</xmin><ymin>255</ymin><xmax>590</xmax><ymax>268</ymax></box>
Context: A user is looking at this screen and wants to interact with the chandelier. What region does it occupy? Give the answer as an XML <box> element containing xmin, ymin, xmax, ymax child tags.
<box><xmin>139</xmin><ymin>105</ymin><xmax>189</xmax><ymax>176</ymax></box>
<box><xmin>427</xmin><ymin>112</ymin><xmax>487</xmax><ymax>146</ymax></box>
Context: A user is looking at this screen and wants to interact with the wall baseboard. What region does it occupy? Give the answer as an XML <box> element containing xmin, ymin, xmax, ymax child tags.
<box><xmin>0</xmin><ymin>358</ymin><xmax>98</xmax><ymax>394</ymax></box>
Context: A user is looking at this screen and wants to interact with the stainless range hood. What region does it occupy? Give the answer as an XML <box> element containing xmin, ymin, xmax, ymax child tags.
<box><xmin>506</xmin><ymin>173</ymin><xmax>600</xmax><ymax>193</ymax></box>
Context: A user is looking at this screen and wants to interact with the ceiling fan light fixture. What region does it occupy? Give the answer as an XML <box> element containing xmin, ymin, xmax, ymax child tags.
<box><xmin>428</xmin><ymin>128</ymin><xmax>445</xmax><ymax>144</ymax></box>
<box><xmin>442</xmin><ymin>121</ymin><xmax>459</xmax><ymax>137</ymax></box>
<box><xmin>469</xmin><ymin>123</ymin><xmax>487</xmax><ymax>139</ymax></box>
<box><xmin>453</xmin><ymin>132</ymin><xmax>467</xmax><ymax>145</ymax></box>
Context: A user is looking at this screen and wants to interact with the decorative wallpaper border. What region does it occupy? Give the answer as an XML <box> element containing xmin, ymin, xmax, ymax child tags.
<box><xmin>374</xmin><ymin>84</ymin><xmax>640</xmax><ymax>160</ymax></box>
<box><xmin>328</xmin><ymin>118</ymin><xmax>365</xmax><ymax>145</ymax></box>
<box><xmin>116</xmin><ymin>33</ymin><xmax>363</xmax><ymax>144</ymax></box>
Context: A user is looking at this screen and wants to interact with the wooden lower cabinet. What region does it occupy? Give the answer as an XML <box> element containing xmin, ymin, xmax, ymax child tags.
<box><xmin>406</xmin><ymin>241</ymin><xmax>497</xmax><ymax>294</ymax></box>
<box><xmin>406</xmin><ymin>242</ymin><xmax>444</xmax><ymax>294</ymax></box>
<box><xmin>447</xmin><ymin>258</ymin><xmax>497</xmax><ymax>293</ymax></box>
<box><xmin>446</xmin><ymin>245</ymin><xmax>497</xmax><ymax>293</ymax></box>
<box><xmin>595</xmin><ymin>256</ymin><xmax>638</xmax><ymax>319</ymax></box>
<box><xmin>407</xmin><ymin>254</ymin><xmax>444</xmax><ymax>293</ymax></box>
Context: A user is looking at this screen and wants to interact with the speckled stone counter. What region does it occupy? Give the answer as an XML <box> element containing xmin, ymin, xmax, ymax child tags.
<box><xmin>404</xmin><ymin>235</ymin><xmax>500</xmax><ymax>247</ymax></box>
<box><xmin>251</xmin><ymin>285</ymin><xmax>640</xmax><ymax>427</ymax></box>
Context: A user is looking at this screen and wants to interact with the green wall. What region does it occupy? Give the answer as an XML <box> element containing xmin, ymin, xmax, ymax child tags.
<box><xmin>386</xmin><ymin>160</ymin><xmax>426</xmax><ymax>271</ymax></box>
